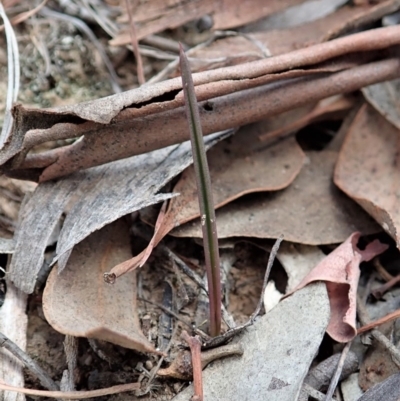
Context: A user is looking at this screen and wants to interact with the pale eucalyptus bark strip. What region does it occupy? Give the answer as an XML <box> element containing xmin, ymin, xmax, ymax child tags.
<box><xmin>3</xmin><ymin>26</ymin><xmax>400</xmax><ymax>181</ymax></box>
<box><xmin>34</xmin><ymin>57</ymin><xmax>400</xmax><ymax>181</ymax></box>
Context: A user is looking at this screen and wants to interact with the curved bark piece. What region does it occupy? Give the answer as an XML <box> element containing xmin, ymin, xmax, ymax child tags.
<box><xmin>3</xmin><ymin>26</ymin><xmax>400</xmax><ymax>181</ymax></box>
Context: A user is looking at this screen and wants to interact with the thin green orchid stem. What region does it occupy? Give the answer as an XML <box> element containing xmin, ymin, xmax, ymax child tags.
<box><xmin>179</xmin><ymin>44</ymin><xmax>221</xmax><ymax>337</ymax></box>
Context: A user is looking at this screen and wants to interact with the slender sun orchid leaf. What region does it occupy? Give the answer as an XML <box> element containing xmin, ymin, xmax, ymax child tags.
<box><xmin>179</xmin><ymin>44</ymin><xmax>222</xmax><ymax>337</ymax></box>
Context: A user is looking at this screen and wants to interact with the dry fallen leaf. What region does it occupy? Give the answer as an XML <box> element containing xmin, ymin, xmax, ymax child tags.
<box><xmin>9</xmin><ymin>132</ymin><xmax>228</xmax><ymax>293</ymax></box>
<box><xmin>43</xmin><ymin>218</ymin><xmax>158</xmax><ymax>354</ymax></box>
<box><xmin>163</xmin><ymin>120</ymin><xmax>306</xmax><ymax>229</ymax></box>
<box><xmin>108</xmin><ymin>112</ymin><xmax>306</xmax><ymax>278</ymax></box>
<box><xmin>285</xmin><ymin>232</ymin><xmax>388</xmax><ymax>342</ymax></box>
<box><xmin>111</xmin><ymin>0</ymin><xmax>309</xmax><ymax>45</ymax></box>
<box><xmin>334</xmin><ymin>103</ymin><xmax>400</xmax><ymax>247</ymax></box>
<box><xmin>173</xmin><ymin>151</ymin><xmax>381</xmax><ymax>245</ymax></box>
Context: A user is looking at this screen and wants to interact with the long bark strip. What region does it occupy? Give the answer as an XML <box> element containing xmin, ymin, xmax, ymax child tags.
<box><xmin>3</xmin><ymin>26</ymin><xmax>400</xmax><ymax>181</ymax></box>
<box><xmin>30</xmin><ymin>58</ymin><xmax>400</xmax><ymax>181</ymax></box>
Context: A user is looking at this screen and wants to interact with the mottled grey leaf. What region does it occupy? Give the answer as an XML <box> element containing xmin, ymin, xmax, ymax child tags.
<box><xmin>9</xmin><ymin>178</ymin><xmax>80</xmax><ymax>293</ymax></box>
<box><xmin>55</xmin><ymin>131</ymin><xmax>231</xmax><ymax>270</ymax></box>
<box><xmin>9</xmin><ymin>131</ymin><xmax>230</xmax><ymax>293</ymax></box>
<box><xmin>173</xmin><ymin>282</ymin><xmax>330</xmax><ymax>401</ymax></box>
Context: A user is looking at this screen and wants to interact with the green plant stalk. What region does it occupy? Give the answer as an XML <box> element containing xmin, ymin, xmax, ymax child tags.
<box><xmin>179</xmin><ymin>44</ymin><xmax>221</xmax><ymax>337</ymax></box>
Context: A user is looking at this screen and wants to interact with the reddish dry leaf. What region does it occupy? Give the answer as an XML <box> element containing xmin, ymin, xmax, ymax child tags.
<box><xmin>173</xmin><ymin>151</ymin><xmax>381</xmax><ymax>244</ymax></box>
<box><xmin>43</xmin><ymin>218</ymin><xmax>158</xmax><ymax>354</ymax></box>
<box><xmin>334</xmin><ymin>104</ymin><xmax>400</xmax><ymax>247</ymax></box>
<box><xmin>285</xmin><ymin>232</ymin><xmax>388</xmax><ymax>342</ymax></box>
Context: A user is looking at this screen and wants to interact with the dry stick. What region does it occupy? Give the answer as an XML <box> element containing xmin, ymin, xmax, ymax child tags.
<box><xmin>17</xmin><ymin>24</ymin><xmax>400</xmax><ymax>153</ymax></box>
<box><xmin>22</xmin><ymin>58</ymin><xmax>400</xmax><ymax>182</ymax></box>
<box><xmin>62</xmin><ymin>335</ymin><xmax>78</xmax><ymax>392</ymax></box>
<box><xmin>148</xmin><ymin>25</ymin><xmax>400</xmax><ymax>86</ymax></box>
<box><xmin>8</xmin><ymin>0</ymin><xmax>49</xmax><ymax>27</ymax></box>
<box><xmin>372</xmin><ymin>257</ymin><xmax>394</xmax><ymax>282</ymax></box>
<box><xmin>124</xmin><ymin>0</ymin><xmax>145</xmax><ymax>85</ymax></box>
<box><xmin>158</xmin><ymin>343</ymin><xmax>243</xmax><ymax>380</ymax></box>
<box><xmin>324</xmin><ymin>342</ymin><xmax>352</xmax><ymax>401</ymax></box>
<box><xmin>250</xmin><ymin>235</ymin><xmax>283</xmax><ymax>323</ymax></box>
<box><xmin>357</xmin><ymin>308</ymin><xmax>400</xmax><ymax>335</ymax></box>
<box><xmin>181</xmin><ymin>331</ymin><xmax>203</xmax><ymax>401</ymax></box>
<box><xmin>80</xmin><ymin>0</ymin><xmax>119</xmax><ymax>37</ymax></box>
<box><xmin>162</xmin><ymin>245</ymin><xmax>207</xmax><ymax>293</ymax></box>
<box><xmin>141</xmin><ymin>323</ymin><xmax>179</xmax><ymax>395</ymax></box>
<box><xmin>371</xmin><ymin>274</ymin><xmax>400</xmax><ymax>299</ymax></box>
<box><xmin>0</xmin><ymin>381</ymin><xmax>139</xmax><ymax>399</ymax></box>
<box><xmin>302</xmin><ymin>383</ymin><xmax>334</xmax><ymax>401</ymax></box>
<box><xmin>357</xmin><ymin>294</ymin><xmax>400</xmax><ymax>367</ymax></box>
<box><xmin>300</xmin><ymin>351</ymin><xmax>358</xmax><ymax>401</ymax></box>
<box><xmin>0</xmin><ymin>331</ymin><xmax>59</xmax><ymax>391</ymax></box>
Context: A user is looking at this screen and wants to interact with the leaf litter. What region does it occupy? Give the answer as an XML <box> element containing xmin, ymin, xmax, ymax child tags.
<box><xmin>2</xmin><ymin>1</ymin><xmax>400</xmax><ymax>400</ymax></box>
<box><xmin>9</xmin><ymin>130</ymin><xmax>230</xmax><ymax>293</ymax></box>
<box><xmin>173</xmin><ymin>151</ymin><xmax>380</xmax><ymax>244</ymax></box>
<box><xmin>43</xmin><ymin>218</ymin><xmax>158</xmax><ymax>354</ymax></box>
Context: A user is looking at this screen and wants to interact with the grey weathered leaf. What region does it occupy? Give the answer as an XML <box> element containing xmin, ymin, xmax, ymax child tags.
<box><xmin>173</xmin><ymin>282</ymin><xmax>330</xmax><ymax>401</ymax></box>
<box><xmin>9</xmin><ymin>131</ymin><xmax>230</xmax><ymax>293</ymax></box>
<box><xmin>9</xmin><ymin>178</ymin><xmax>80</xmax><ymax>293</ymax></box>
<box><xmin>43</xmin><ymin>218</ymin><xmax>157</xmax><ymax>353</ymax></box>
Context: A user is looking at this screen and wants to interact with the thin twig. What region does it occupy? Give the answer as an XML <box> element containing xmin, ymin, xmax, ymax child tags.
<box><xmin>0</xmin><ymin>331</ymin><xmax>59</xmax><ymax>391</ymax></box>
<box><xmin>62</xmin><ymin>335</ymin><xmax>78</xmax><ymax>392</ymax></box>
<box><xmin>372</xmin><ymin>257</ymin><xmax>394</xmax><ymax>281</ymax></box>
<box><xmin>303</xmin><ymin>383</ymin><xmax>336</xmax><ymax>401</ymax></box>
<box><xmin>357</xmin><ymin>294</ymin><xmax>400</xmax><ymax>367</ymax></box>
<box><xmin>324</xmin><ymin>342</ymin><xmax>352</xmax><ymax>401</ymax></box>
<box><xmin>357</xmin><ymin>308</ymin><xmax>400</xmax><ymax>335</ymax></box>
<box><xmin>79</xmin><ymin>0</ymin><xmax>119</xmax><ymax>37</ymax></box>
<box><xmin>162</xmin><ymin>245</ymin><xmax>208</xmax><ymax>293</ymax></box>
<box><xmin>371</xmin><ymin>274</ymin><xmax>400</xmax><ymax>299</ymax></box>
<box><xmin>181</xmin><ymin>331</ymin><xmax>203</xmax><ymax>401</ymax></box>
<box><xmin>6</xmin><ymin>0</ymin><xmax>49</xmax><ymax>28</ymax></box>
<box><xmin>250</xmin><ymin>235</ymin><xmax>283</xmax><ymax>323</ymax></box>
<box><xmin>124</xmin><ymin>0</ymin><xmax>145</xmax><ymax>85</ymax></box>
<box><xmin>0</xmin><ymin>381</ymin><xmax>139</xmax><ymax>399</ymax></box>
<box><xmin>141</xmin><ymin>323</ymin><xmax>179</xmax><ymax>395</ymax></box>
